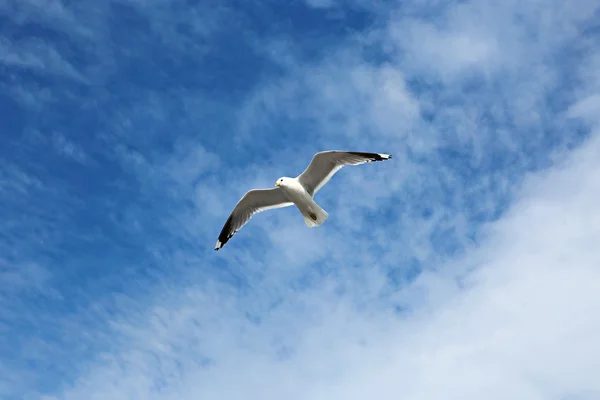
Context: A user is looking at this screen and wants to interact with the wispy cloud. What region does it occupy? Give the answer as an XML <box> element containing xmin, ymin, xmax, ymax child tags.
<box><xmin>0</xmin><ymin>37</ymin><xmax>85</xmax><ymax>81</ymax></box>
<box><xmin>51</xmin><ymin>132</ymin><xmax>600</xmax><ymax>398</ymax></box>
<box><xmin>51</xmin><ymin>133</ymin><xmax>90</xmax><ymax>164</ymax></box>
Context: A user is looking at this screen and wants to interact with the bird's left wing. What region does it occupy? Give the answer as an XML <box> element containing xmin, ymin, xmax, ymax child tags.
<box><xmin>214</xmin><ymin>188</ymin><xmax>293</xmax><ymax>251</ymax></box>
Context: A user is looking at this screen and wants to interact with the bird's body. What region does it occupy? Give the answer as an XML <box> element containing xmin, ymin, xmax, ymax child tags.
<box><xmin>214</xmin><ymin>151</ymin><xmax>391</xmax><ymax>251</ymax></box>
<box><xmin>277</xmin><ymin>177</ymin><xmax>329</xmax><ymax>228</ymax></box>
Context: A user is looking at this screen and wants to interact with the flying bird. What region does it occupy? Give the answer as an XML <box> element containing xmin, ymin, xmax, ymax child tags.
<box><xmin>214</xmin><ymin>150</ymin><xmax>392</xmax><ymax>251</ymax></box>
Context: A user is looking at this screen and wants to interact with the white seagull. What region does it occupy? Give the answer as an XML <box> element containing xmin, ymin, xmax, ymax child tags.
<box><xmin>214</xmin><ymin>150</ymin><xmax>392</xmax><ymax>251</ymax></box>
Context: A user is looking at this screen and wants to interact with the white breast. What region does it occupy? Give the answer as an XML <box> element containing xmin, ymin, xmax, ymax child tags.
<box><xmin>281</xmin><ymin>179</ymin><xmax>312</xmax><ymax>206</ymax></box>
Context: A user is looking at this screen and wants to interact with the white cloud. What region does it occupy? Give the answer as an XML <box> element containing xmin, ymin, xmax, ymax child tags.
<box><xmin>52</xmin><ymin>133</ymin><xmax>90</xmax><ymax>164</ymax></box>
<box><xmin>4</xmin><ymin>0</ymin><xmax>600</xmax><ymax>398</ymax></box>
<box><xmin>569</xmin><ymin>94</ymin><xmax>600</xmax><ymax>125</ymax></box>
<box><xmin>0</xmin><ymin>38</ymin><xmax>85</xmax><ymax>81</ymax></box>
<box><xmin>0</xmin><ymin>0</ymin><xmax>83</xmax><ymax>33</ymax></box>
<box><xmin>50</xmin><ymin>0</ymin><xmax>600</xmax><ymax>394</ymax></box>
<box><xmin>161</xmin><ymin>141</ymin><xmax>221</xmax><ymax>187</ymax></box>
<box><xmin>52</xmin><ymin>128</ymin><xmax>600</xmax><ymax>400</ymax></box>
<box><xmin>389</xmin><ymin>20</ymin><xmax>499</xmax><ymax>79</ymax></box>
<box><xmin>388</xmin><ymin>0</ymin><xmax>599</xmax><ymax>79</ymax></box>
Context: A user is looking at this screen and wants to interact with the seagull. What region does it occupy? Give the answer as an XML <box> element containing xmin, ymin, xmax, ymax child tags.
<box><xmin>214</xmin><ymin>150</ymin><xmax>392</xmax><ymax>251</ymax></box>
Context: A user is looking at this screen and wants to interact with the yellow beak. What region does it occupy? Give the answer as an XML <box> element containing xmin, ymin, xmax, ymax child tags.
<box><xmin>275</xmin><ymin>183</ymin><xmax>280</xmax><ymax>187</ymax></box>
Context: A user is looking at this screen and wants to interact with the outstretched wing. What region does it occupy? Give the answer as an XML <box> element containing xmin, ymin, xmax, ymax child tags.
<box><xmin>297</xmin><ymin>151</ymin><xmax>392</xmax><ymax>196</ymax></box>
<box><xmin>214</xmin><ymin>188</ymin><xmax>293</xmax><ymax>251</ymax></box>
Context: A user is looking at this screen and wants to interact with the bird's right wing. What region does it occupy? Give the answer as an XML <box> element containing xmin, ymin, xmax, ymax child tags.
<box><xmin>214</xmin><ymin>188</ymin><xmax>293</xmax><ymax>251</ymax></box>
<box><xmin>297</xmin><ymin>151</ymin><xmax>392</xmax><ymax>196</ymax></box>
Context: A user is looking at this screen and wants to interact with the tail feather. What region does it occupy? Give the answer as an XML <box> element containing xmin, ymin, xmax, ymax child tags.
<box><xmin>303</xmin><ymin>205</ymin><xmax>328</xmax><ymax>227</ymax></box>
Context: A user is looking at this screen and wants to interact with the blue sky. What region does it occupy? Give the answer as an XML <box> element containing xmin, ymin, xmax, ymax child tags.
<box><xmin>1</xmin><ymin>0</ymin><xmax>600</xmax><ymax>399</ymax></box>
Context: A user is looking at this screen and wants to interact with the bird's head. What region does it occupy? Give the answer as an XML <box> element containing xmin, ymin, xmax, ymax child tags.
<box><xmin>274</xmin><ymin>177</ymin><xmax>289</xmax><ymax>187</ymax></box>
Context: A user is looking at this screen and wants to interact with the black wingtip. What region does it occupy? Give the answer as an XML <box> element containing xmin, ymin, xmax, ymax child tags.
<box><xmin>214</xmin><ymin>214</ymin><xmax>234</xmax><ymax>251</ymax></box>
<box><xmin>347</xmin><ymin>152</ymin><xmax>392</xmax><ymax>161</ymax></box>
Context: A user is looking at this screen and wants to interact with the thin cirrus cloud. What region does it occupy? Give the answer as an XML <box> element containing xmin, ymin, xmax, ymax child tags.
<box><xmin>0</xmin><ymin>0</ymin><xmax>599</xmax><ymax>399</ymax></box>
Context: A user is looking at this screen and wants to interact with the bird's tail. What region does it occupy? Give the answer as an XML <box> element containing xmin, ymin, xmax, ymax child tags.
<box><xmin>302</xmin><ymin>204</ymin><xmax>328</xmax><ymax>227</ymax></box>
